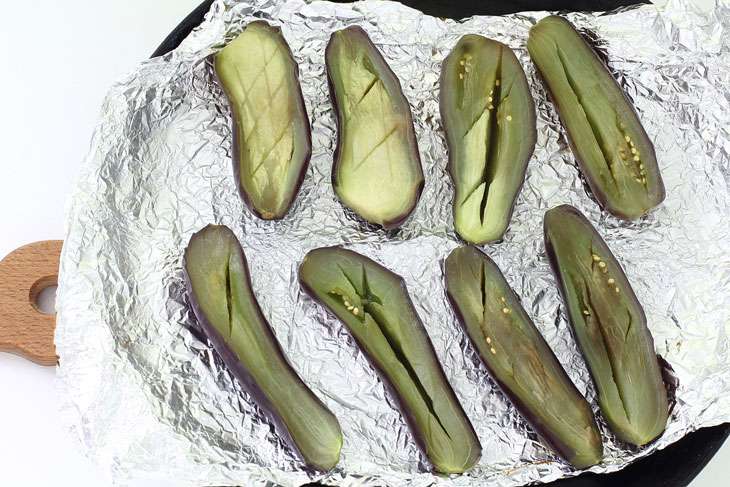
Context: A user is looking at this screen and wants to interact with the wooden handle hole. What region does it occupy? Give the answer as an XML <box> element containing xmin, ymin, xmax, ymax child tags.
<box><xmin>32</xmin><ymin>281</ymin><xmax>58</xmax><ymax>315</ymax></box>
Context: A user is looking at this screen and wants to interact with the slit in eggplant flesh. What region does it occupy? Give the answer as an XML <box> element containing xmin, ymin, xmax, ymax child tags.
<box><xmin>184</xmin><ymin>225</ymin><xmax>342</xmax><ymax>471</ymax></box>
<box><xmin>445</xmin><ymin>245</ymin><xmax>602</xmax><ymax>468</ymax></box>
<box><xmin>299</xmin><ymin>247</ymin><xmax>481</xmax><ymax>474</ymax></box>
<box><xmin>440</xmin><ymin>35</ymin><xmax>536</xmax><ymax>243</ymax></box>
<box><xmin>325</xmin><ymin>26</ymin><xmax>424</xmax><ymax>229</ymax></box>
<box><xmin>544</xmin><ymin>205</ymin><xmax>669</xmax><ymax>445</ymax></box>
<box><xmin>527</xmin><ymin>16</ymin><xmax>664</xmax><ymax>220</ymax></box>
<box><xmin>215</xmin><ymin>21</ymin><xmax>312</xmax><ymax>220</ymax></box>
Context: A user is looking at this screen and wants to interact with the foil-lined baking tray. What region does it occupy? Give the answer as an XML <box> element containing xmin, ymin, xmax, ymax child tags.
<box><xmin>55</xmin><ymin>0</ymin><xmax>730</xmax><ymax>485</ymax></box>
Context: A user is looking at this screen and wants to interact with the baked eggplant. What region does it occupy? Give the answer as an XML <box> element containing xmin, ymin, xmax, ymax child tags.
<box><xmin>544</xmin><ymin>205</ymin><xmax>669</xmax><ymax>445</ymax></box>
<box><xmin>445</xmin><ymin>246</ymin><xmax>602</xmax><ymax>468</ymax></box>
<box><xmin>440</xmin><ymin>35</ymin><xmax>536</xmax><ymax>244</ymax></box>
<box><xmin>527</xmin><ymin>16</ymin><xmax>664</xmax><ymax>221</ymax></box>
<box><xmin>183</xmin><ymin>225</ymin><xmax>342</xmax><ymax>471</ymax></box>
<box><xmin>325</xmin><ymin>26</ymin><xmax>424</xmax><ymax>229</ymax></box>
<box><xmin>299</xmin><ymin>247</ymin><xmax>481</xmax><ymax>473</ymax></box>
<box><xmin>215</xmin><ymin>21</ymin><xmax>311</xmax><ymax>220</ymax></box>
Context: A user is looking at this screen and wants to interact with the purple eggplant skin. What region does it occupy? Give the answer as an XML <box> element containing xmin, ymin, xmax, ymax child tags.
<box><xmin>215</xmin><ymin>21</ymin><xmax>312</xmax><ymax>220</ymax></box>
<box><xmin>325</xmin><ymin>26</ymin><xmax>424</xmax><ymax>230</ymax></box>
<box><xmin>527</xmin><ymin>16</ymin><xmax>665</xmax><ymax>221</ymax></box>
<box><xmin>299</xmin><ymin>247</ymin><xmax>481</xmax><ymax>474</ymax></box>
<box><xmin>444</xmin><ymin>246</ymin><xmax>603</xmax><ymax>469</ymax></box>
<box><xmin>183</xmin><ymin>225</ymin><xmax>342</xmax><ymax>471</ymax></box>
<box><xmin>544</xmin><ymin>205</ymin><xmax>669</xmax><ymax>445</ymax></box>
<box><xmin>440</xmin><ymin>35</ymin><xmax>536</xmax><ymax>244</ymax></box>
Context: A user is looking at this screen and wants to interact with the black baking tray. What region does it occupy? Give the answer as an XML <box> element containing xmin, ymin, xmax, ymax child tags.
<box><xmin>151</xmin><ymin>1</ymin><xmax>730</xmax><ymax>486</ymax></box>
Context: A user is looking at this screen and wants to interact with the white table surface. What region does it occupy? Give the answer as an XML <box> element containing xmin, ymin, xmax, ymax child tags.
<box><xmin>0</xmin><ymin>1</ymin><xmax>726</xmax><ymax>486</ymax></box>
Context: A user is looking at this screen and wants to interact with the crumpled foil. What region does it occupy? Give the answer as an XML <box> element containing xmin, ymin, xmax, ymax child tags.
<box><xmin>55</xmin><ymin>0</ymin><xmax>730</xmax><ymax>485</ymax></box>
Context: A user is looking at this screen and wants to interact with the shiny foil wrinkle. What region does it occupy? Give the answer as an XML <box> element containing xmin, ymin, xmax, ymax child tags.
<box><xmin>55</xmin><ymin>0</ymin><xmax>730</xmax><ymax>486</ymax></box>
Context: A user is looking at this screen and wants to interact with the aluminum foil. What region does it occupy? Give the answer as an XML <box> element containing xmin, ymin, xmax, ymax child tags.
<box><xmin>55</xmin><ymin>0</ymin><xmax>730</xmax><ymax>485</ymax></box>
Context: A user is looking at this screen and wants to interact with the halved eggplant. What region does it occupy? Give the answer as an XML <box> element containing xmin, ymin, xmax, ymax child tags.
<box><xmin>299</xmin><ymin>247</ymin><xmax>481</xmax><ymax>474</ymax></box>
<box><xmin>183</xmin><ymin>225</ymin><xmax>342</xmax><ymax>471</ymax></box>
<box><xmin>325</xmin><ymin>26</ymin><xmax>424</xmax><ymax>229</ymax></box>
<box><xmin>527</xmin><ymin>16</ymin><xmax>664</xmax><ymax>221</ymax></box>
<box><xmin>445</xmin><ymin>246</ymin><xmax>602</xmax><ymax>468</ymax></box>
<box><xmin>215</xmin><ymin>21</ymin><xmax>311</xmax><ymax>220</ymax></box>
<box><xmin>440</xmin><ymin>35</ymin><xmax>536</xmax><ymax>244</ymax></box>
<box><xmin>544</xmin><ymin>205</ymin><xmax>669</xmax><ymax>445</ymax></box>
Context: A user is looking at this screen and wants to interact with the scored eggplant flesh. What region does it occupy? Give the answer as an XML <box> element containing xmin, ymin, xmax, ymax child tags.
<box><xmin>445</xmin><ymin>246</ymin><xmax>602</xmax><ymax>468</ymax></box>
<box><xmin>299</xmin><ymin>247</ymin><xmax>481</xmax><ymax>474</ymax></box>
<box><xmin>440</xmin><ymin>35</ymin><xmax>536</xmax><ymax>244</ymax></box>
<box><xmin>184</xmin><ymin>225</ymin><xmax>342</xmax><ymax>471</ymax></box>
<box><xmin>527</xmin><ymin>16</ymin><xmax>664</xmax><ymax>221</ymax></box>
<box><xmin>215</xmin><ymin>21</ymin><xmax>311</xmax><ymax>220</ymax></box>
<box><xmin>326</xmin><ymin>26</ymin><xmax>424</xmax><ymax>229</ymax></box>
<box><xmin>544</xmin><ymin>205</ymin><xmax>669</xmax><ymax>445</ymax></box>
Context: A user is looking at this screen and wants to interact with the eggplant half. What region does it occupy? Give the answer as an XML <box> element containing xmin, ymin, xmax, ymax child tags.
<box><xmin>544</xmin><ymin>205</ymin><xmax>669</xmax><ymax>445</ymax></box>
<box><xmin>183</xmin><ymin>225</ymin><xmax>342</xmax><ymax>471</ymax></box>
<box><xmin>299</xmin><ymin>247</ymin><xmax>481</xmax><ymax>474</ymax></box>
<box><xmin>325</xmin><ymin>26</ymin><xmax>424</xmax><ymax>229</ymax></box>
<box><xmin>445</xmin><ymin>246</ymin><xmax>602</xmax><ymax>468</ymax></box>
<box><xmin>215</xmin><ymin>21</ymin><xmax>311</xmax><ymax>220</ymax></box>
<box><xmin>440</xmin><ymin>35</ymin><xmax>536</xmax><ymax>244</ymax></box>
<box><xmin>527</xmin><ymin>16</ymin><xmax>664</xmax><ymax>221</ymax></box>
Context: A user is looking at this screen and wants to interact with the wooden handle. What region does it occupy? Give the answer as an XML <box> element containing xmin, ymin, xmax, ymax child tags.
<box><xmin>0</xmin><ymin>240</ymin><xmax>63</xmax><ymax>366</ymax></box>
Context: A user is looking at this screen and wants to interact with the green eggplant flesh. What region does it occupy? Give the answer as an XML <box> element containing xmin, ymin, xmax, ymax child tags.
<box><xmin>325</xmin><ymin>26</ymin><xmax>424</xmax><ymax>229</ymax></box>
<box><xmin>440</xmin><ymin>35</ymin><xmax>536</xmax><ymax>243</ymax></box>
<box><xmin>527</xmin><ymin>16</ymin><xmax>665</xmax><ymax>221</ymax></box>
<box><xmin>445</xmin><ymin>246</ymin><xmax>602</xmax><ymax>468</ymax></box>
<box><xmin>184</xmin><ymin>225</ymin><xmax>342</xmax><ymax>471</ymax></box>
<box><xmin>299</xmin><ymin>247</ymin><xmax>481</xmax><ymax>473</ymax></box>
<box><xmin>215</xmin><ymin>21</ymin><xmax>311</xmax><ymax>220</ymax></box>
<box><xmin>544</xmin><ymin>205</ymin><xmax>669</xmax><ymax>445</ymax></box>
